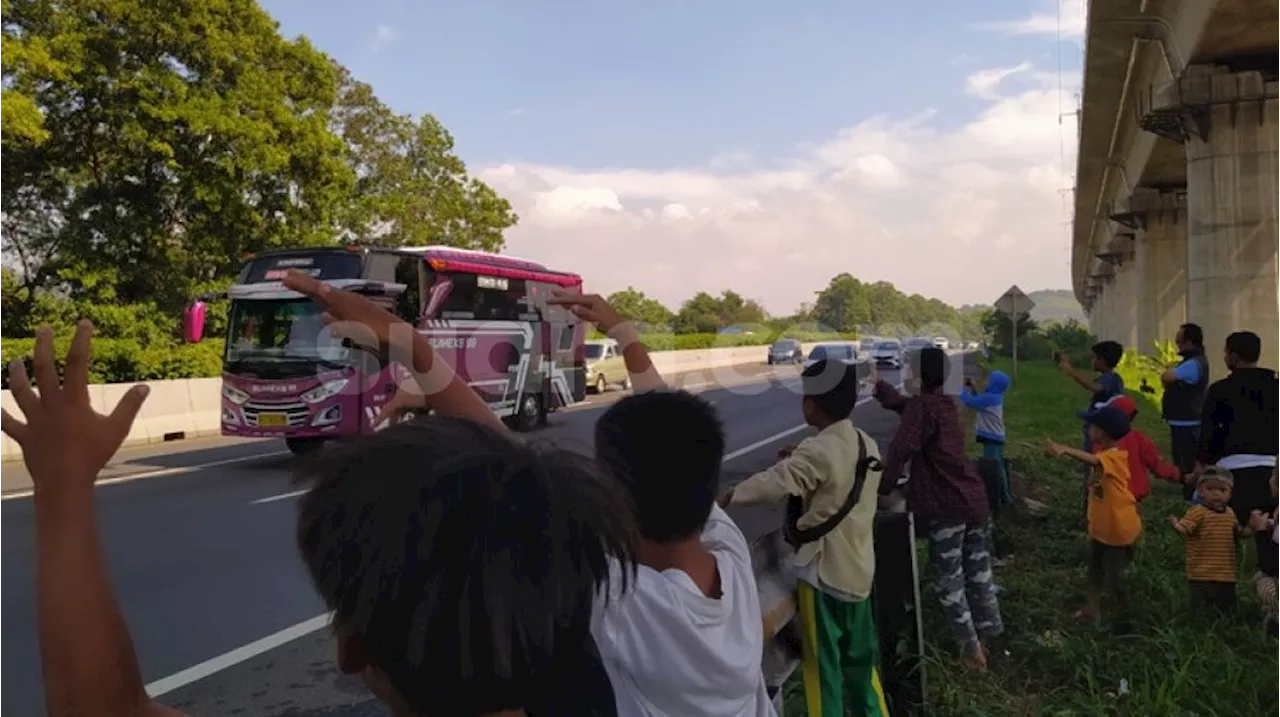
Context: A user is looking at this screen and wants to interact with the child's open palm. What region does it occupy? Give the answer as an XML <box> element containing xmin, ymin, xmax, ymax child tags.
<box><xmin>1</xmin><ymin>322</ymin><xmax>149</xmax><ymax>489</ymax></box>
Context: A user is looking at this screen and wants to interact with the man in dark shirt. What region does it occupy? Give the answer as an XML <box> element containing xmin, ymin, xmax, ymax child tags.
<box><xmin>1161</xmin><ymin>323</ymin><xmax>1210</xmax><ymax>500</ymax></box>
<box><xmin>1197</xmin><ymin>331</ymin><xmax>1278</xmax><ymax>569</ymax></box>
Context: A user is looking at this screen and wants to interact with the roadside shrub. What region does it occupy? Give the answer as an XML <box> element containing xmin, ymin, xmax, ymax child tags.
<box><xmin>1</xmin><ymin>338</ymin><xmax>225</xmax><ymax>388</ymax></box>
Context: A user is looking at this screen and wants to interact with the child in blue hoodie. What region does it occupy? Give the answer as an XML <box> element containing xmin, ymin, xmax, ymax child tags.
<box><xmin>961</xmin><ymin>370</ymin><xmax>1012</xmax><ymax>513</ymax></box>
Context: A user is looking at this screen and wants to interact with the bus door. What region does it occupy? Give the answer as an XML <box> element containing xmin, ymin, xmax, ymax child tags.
<box><xmin>529</xmin><ymin>280</ymin><xmax>585</xmax><ymax>408</ymax></box>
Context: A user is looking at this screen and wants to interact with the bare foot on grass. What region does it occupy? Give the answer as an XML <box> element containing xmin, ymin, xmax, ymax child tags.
<box><xmin>961</xmin><ymin>646</ymin><xmax>988</xmax><ymax>672</ymax></box>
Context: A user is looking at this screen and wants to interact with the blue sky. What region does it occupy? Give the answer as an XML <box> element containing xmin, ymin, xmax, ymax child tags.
<box><xmin>263</xmin><ymin>0</ymin><xmax>1075</xmax><ymax>168</ymax></box>
<box><xmin>262</xmin><ymin>0</ymin><xmax>1085</xmax><ymax>312</ymax></box>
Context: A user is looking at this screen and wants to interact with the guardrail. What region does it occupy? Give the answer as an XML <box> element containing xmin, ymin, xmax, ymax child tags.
<box><xmin>0</xmin><ymin>343</ymin><xmax>828</xmax><ymax>461</ymax></box>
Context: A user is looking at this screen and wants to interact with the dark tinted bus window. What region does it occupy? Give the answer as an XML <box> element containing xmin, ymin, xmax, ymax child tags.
<box><xmin>239</xmin><ymin>252</ymin><xmax>363</xmax><ymax>283</ymax></box>
<box><xmin>437</xmin><ymin>273</ymin><xmax>535</xmax><ymax>321</ymax></box>
<box><xmin>395</xmin><ymin>256</ymin><xmax>424</xmax><ymax>321</ymax></box>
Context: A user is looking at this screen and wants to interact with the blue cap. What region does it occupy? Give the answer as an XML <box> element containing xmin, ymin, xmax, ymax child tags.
<box><xmin>1077</xmin><ymin>404</ymin><xmax>1131</xmax><ymax>440</ymax></box>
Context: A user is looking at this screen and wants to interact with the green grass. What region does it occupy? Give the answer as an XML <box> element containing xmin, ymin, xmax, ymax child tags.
<box><xmin>784</xmin><ymin>358</ymin><xmax>1278</xmax><ymax>716</ymax></box>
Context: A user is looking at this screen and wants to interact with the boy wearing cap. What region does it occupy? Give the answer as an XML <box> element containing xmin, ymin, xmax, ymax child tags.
<box><xmin>1096</xmin><ymin>396</ymin><xmax>1182</xmax><ymax>504</ymax></box>
<box><xmin>1046</xmin><ymin>404</ymin><xmax>1141</xmax><ymax>621</ymax></box>
<box><xmin>1168</xmin><ymin>466</ymin><xmax>1248</xmax><ymax>613</ymax></box>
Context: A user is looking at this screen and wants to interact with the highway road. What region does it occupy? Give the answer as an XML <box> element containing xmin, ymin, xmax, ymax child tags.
<box><xmin>1</xmin><ymin>356</ymin><xmax>968</xmax><ymax>716</ymax></box>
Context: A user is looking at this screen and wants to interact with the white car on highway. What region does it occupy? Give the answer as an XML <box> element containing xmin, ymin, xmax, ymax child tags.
<box><xmin>932</xmin><ymin>337</ymin><xmax>950</xmax><ymax>351</ymax></box>
<box><xmin>870</xmin><ymin>340</ymin><xmax>904</xmax><ymax>369</ymax></box>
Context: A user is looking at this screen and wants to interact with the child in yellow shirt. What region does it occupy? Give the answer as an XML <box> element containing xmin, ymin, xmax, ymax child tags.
<box><xmin>1047</xmin><ymin>403</ymin><xmax>1142</xmax><ymax>621</ymax></box>
<box><xmin>1168</xmin><ymin>466</ymin><xmax>1245</xmax><ymax>613</ymax></box>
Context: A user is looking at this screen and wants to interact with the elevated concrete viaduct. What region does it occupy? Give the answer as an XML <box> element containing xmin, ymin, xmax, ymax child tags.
<box><xmin>1073</xmin><ymin>0</ymin><xmax>1278</xmax><ymax>377</ymax></box>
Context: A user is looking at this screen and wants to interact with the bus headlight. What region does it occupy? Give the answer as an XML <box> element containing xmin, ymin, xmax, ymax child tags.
<box><xmin>311</xmin><ymin>405</ymin><xmax>342</xmax><ymax>426</ymax></box>
<box><xmin>301</xmin><ymin>378</ymin><xmax>349</xmax><ymax>404</ymax></box>
<box><xmin>222</xmin><ymin>384</ymin><xmax>250</xmax><ymax>405</ymax></box>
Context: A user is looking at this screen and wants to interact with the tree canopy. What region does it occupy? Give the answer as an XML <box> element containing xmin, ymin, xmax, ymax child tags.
<box><xmin>1</xmin><ymin>0</ymin><xmax>516</xmax><ymax>338</ymax></box>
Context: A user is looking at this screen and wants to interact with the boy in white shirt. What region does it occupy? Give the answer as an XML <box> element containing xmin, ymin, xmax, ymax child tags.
<box><xmin>550</xmin><ymin>292</ymin><xmax>775</xmax><ymax>717</ymax></box>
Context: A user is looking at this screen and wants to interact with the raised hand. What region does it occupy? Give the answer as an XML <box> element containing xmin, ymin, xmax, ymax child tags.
<box><xmin>1</xmin><ymin>322</ymin><xmax>149</xmax><ymax>490</ymax></box>
<box><xmin>547</xmin><ymin>290</ymin><xmax>626</xmax><ymax>333</ymax></box>
<box><xmin>282</xmin><ymin>270</ymin><xmax>412</xmax><ymax>352</ymax></box>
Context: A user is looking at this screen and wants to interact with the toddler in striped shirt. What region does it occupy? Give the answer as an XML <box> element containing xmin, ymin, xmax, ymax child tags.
<box><xmin>1168</xmin><ymin>467</ymin><xmax>1249</xmax><ymax>613</ymax></box>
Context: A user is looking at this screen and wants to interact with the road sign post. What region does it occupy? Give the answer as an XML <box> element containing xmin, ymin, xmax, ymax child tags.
<box><xmin>994</xmin><ymin>285</ymin><xmax>1036</xmax><ymax>379</ymax></box>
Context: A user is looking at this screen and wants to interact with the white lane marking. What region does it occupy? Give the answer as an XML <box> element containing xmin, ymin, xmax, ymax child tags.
<box><xmin>250</xmin><ymin>489</ymin><xmax>308</xmax><ymax>505</ymax></box>
<box><xmin>145</xmin><ymin>382</ymin><xmax>907</xmax><ymax>696</ymax></box>
<box><xmin>719</xmin><ymin>388</ymin><xmax>890</xmax><ymax>463</ymax></box>
<box><xmin>144</xmin><ymin>612</ymin><xmax>334</xmax><ymax>698</ymax></box>
<box><xmin>0</xmin><ymin>451</ymin><xmax>292</xmax><ymax>502</ymax></box>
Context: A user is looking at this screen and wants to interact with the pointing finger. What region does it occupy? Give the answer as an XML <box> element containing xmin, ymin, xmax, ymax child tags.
<box><xmin>283</xmin><ymin>272</ymin><xmax>331</xmax><ymax>305</ymax></box>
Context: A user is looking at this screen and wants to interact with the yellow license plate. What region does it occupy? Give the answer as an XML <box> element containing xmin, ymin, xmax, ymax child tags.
<box><xmin>258</xmin><ymin>413</ymin><xmax>288</xmax><ymax>427</ymax></box>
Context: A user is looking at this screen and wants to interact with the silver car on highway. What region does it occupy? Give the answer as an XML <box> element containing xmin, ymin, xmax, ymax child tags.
<box><xmin>870</xmin><ymin>339</ymin><xmax>904</xmax><ymax>369</ymax></box>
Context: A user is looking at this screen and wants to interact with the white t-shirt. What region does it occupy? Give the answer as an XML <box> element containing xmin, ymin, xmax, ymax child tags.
<box><xmin>591</xmin><ymin>504</ymin><xmax>776</xmax><ymax>717</ymax></box>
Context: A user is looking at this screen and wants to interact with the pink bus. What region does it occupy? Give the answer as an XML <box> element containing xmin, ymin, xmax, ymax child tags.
<box><xmin>183</xmin><ymin>245</ymin><xmax>587</xmax><ymax>455</ymax></box>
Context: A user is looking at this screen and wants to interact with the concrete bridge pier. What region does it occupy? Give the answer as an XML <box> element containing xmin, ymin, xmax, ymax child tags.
<box><xmin>1131</xmin><ymin>190</ymin><xmax>1189</xmax><ymax>355</ymax></box>
<box><xmin>1183</xmin><ymin>67</ymin><xmax>1279</xmax><ymax>374</ymax></box>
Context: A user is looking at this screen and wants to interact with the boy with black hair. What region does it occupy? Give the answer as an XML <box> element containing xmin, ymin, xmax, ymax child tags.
<box><xmin>723</xmin><ymin>359</ymin><xmax>888</xmax><ymax>717</ymax></box>
<box><xmin>589</xmin><ymin>389</ymin><xmax>774</xmax><ymax>717</ymax></box>
<box><xmin>551</xmin><ymin>292</ymin><xmax>774</xmax><ymax>717</ymax></box>
<box><xmin>1046</xmin><ymin>403</ymin><xmax>1141</xmax><ymax>621</ymax></box>
<box><xmin>2</xmin><ymin>279</ymin><xmax>644</xmax><ymax>717</ymax></box>
<box><xmin>1059</xmin><ymin>340</ymin><xmax>1126</xmax><ymax>488</ymax></box>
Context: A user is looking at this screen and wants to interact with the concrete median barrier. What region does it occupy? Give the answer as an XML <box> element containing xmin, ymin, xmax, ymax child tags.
<box><xmin>0</xmin><ymin>344</ymin><xmax>818</xmax><ymax>461</ymax></box>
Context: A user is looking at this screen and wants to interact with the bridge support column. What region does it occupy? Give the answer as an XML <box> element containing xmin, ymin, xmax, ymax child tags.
<box><xmin>1111</xmin><ymin>246</ymin><xmax>1138</xmax><ymax>351</ymax></box>
<box><xmin>1183</xmin><ymin>67</ymin><xmax>1279</xmax><ymax>376</ymax></box>
<box><xmin>1132</xmin><ymin>190</ymin><xmax>1189</xmax><ymax>356</ymax></box>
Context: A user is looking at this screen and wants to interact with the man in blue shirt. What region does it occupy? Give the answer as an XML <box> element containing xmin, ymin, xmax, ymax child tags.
<box><xmin>1161</xmin><ymin>323</ymin><xmax>1210</xmax><ymax>501</ymax></box>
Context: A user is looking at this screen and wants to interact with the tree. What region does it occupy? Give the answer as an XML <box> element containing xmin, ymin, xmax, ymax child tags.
<box><xmin>812</xmin><ymin>273</ymin><xmax>871</xmax><ymax>333</ymax></box>
<box><xmin>606</xmin><ymin>287</ymin><xmax>673</xmax><ymax>329</ymax></box>
<box><xmin>716</xmin><ymin>290</ymin><xmax>767</xmax><ymax>326</ymax></box>
<box><xmin>2</xmin><ymin>0</ymin><xmax>357</xmax><ymax>321</ymax></box>
<box><xmin>673</xmin><ymin>292</ymin><xmax>726</xmax><ymax>334</ymax></box>
<box><xmin>981</xmin><ymin>311</ymin><xmax>1039</xmax><ymax>357</ymax></box>
<box><xmin>333</xmin><ymin>73</ymin><xmax>516</xmax><ymax>250</ymax></box>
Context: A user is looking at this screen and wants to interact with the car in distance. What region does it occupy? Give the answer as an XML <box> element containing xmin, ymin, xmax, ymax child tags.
<box><xmin>584</xmin><ymin>339</ymin><xmax>630</xmax><ymax>393</ymax></box>
<box><xmin>904</xmin><ymin>337</ymin><xmax>933</xmax><ymax>352</ymax></box>
<box><xmin>767</xmin><ymin>338</ymin><xmax>804</xmax><ymax>365</ymax></box>
<box><xmin>805</xmin><ymin>341</ymin><xmax>858</xmax><ymax>368</ymax></box>
<box><xmin>805</xmin><ymin>341</ymin><xmax>874</xmax><ymax>386</ymax></box>
<box><xmin>858</xmin><ymin>336</ymin><xmax>879</xmax><ymax>353</ymax></box>
<box><xmin>871</xmin><ymin>339</ymin><xmax>904</xmax><ymax>369</ymax></box>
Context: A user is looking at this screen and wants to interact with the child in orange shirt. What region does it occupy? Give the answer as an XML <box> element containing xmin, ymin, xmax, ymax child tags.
<box><xmin>1047</xmin><ymin>404</ymin><xmax>1142</xmax><ymax>621</ymax></box>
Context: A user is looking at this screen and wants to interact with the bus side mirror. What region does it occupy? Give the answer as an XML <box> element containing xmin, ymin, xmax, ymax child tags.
<box><xmin>183</xmin><ymin>301</ymin><xmax>207</xmax><ymax>344</ymax></box>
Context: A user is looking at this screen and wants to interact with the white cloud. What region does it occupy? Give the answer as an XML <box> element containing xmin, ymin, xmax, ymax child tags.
<box><xmin>981</xmin><ymin>0</ymin><xmax>1087</xmax><ymax>38</ymax></box>
<box><xmin>506</xmin><ymin>107</ymin><xmax>528</xmax><ymax>118</ymax></box>
<box><xmin>965</xmin><ymin>63</ymin><xmax>1031</xmax><ymax>99</ymax></box>
<box><xmin>478</xmin><ymin>65</ymin><xmax>1080</xmax><ymax>315</ymax></box>
<box><xmin>372</xmin><ymin>25</ymin><xmax>398</xmax><ymax>51</ymax></box>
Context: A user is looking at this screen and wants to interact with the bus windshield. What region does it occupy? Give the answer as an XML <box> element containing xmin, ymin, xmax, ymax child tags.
<box><xmin>225</xmin><ymin>298</ymin><xmax>351</xmax><ymax>370</ymax></box>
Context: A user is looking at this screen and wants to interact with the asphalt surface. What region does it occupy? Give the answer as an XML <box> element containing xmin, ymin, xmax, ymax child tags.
<box><xmin>0</xmin><ymin>355</ymin><xmax>969</xmax><ymax>716</ymax></box>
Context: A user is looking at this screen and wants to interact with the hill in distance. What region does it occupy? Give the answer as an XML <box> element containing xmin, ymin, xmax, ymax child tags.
<box><xmin>959</xmin><ymin>289</ymin><xmax>1086</xmax><ymax>325</ymax></box>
